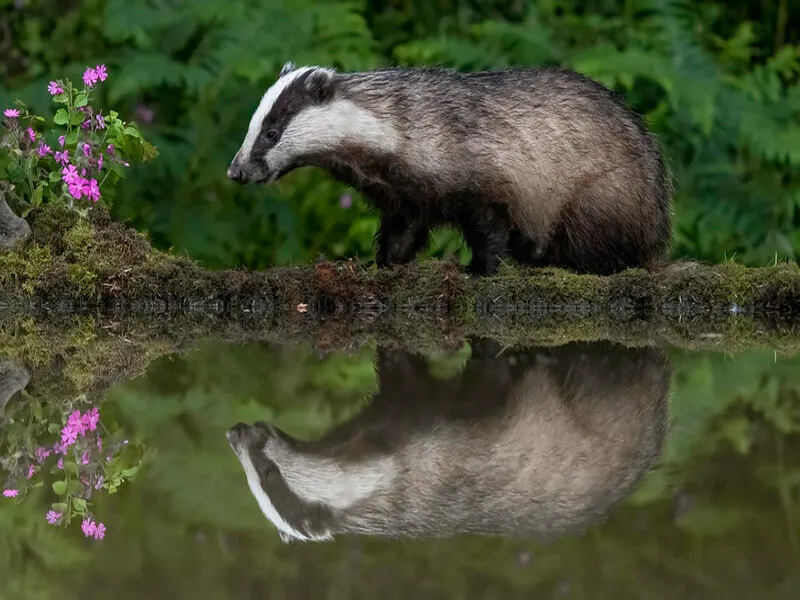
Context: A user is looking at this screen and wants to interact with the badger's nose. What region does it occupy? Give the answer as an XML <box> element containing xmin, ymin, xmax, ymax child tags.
<box><xmin>226</xmin><ymin>422</ymin><xmax>250</xmax><ymax>445</ymax></box>
<box><xmin>227</xmin><ymin>160</ymin><xmax>245</xmax><ymax>182</ymax></box>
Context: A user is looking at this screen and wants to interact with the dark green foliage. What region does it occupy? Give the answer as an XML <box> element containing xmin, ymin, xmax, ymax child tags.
<box><xmin>1</xmin><ymin>0</ymin><xmax>799</xmax><ymax>269</ymax></box>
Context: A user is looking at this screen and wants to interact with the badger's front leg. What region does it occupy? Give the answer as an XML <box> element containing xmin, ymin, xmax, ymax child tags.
<box><xmin>460</xmin><ymin>204</ymin><xmax>510</xmax><ymax>276</ymax></box>
<box><xmin>374</xmin><ymin>211</ymin><xmax>429</xmax><ymax>268</ymax></box>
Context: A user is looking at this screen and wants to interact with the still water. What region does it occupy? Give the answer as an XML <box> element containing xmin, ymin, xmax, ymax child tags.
<box><xmin>2</xmin><ymin>336</ymin><xmax>799</xmax><ymax>599</ymax></box>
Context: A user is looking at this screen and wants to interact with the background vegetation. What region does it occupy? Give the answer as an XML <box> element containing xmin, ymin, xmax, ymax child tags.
<box><xmin>2</xmin><ymin>0</ymin><xmax>799</xmax><ymax>270</ymax></box>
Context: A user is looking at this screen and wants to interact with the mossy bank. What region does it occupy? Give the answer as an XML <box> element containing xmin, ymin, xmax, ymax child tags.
<box><xmin>1</xmin><ymin>202</ymin><xmax>800</xmax><ymax>364</ymax></box>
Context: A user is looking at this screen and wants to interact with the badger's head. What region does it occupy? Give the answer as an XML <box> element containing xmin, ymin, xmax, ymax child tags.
<box><xmin>226</xmin><ymin>61</ymin><xmax>338</xmax><ymax>184</ymax></box>
<box><xmin>226</xmin><ymin>419</ymin><xmax>399</xmax><ymax>542</ymax></box>
<box><xmin>227</xmin><ymin>61</ymin><xmax>399</xmax><ymax>185</ymax></box>
<box><xmin>225</xmin><ymin>420</ymin><xmax>336</xmax><ymax>543</ymax></box>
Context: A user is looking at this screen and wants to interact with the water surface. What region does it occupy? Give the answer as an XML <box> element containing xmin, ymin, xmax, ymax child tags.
<box><xmin>2</xmin><ymin>337</ymin><xmax>799</xmax><ymax>599</ymax></box>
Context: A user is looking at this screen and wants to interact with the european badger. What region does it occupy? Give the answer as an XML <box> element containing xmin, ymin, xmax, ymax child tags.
<box><xmin>227</xmin><ymin>63</ymin><xmax>673</xmax><ymax>275</ymax></box>
<box><xmin>225</xmin><ymin>340</ymin><xmax>670</xmax><ymax>543</ymax></box>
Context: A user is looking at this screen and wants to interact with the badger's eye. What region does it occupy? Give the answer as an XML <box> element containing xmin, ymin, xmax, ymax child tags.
<box><xmin>266</xmin><ymin>129</ymin><xmax>278</xmax><ymax>142</ymax></box>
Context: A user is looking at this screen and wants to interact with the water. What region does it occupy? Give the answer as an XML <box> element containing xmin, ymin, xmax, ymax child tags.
<box><xmin>2</xmin><ymin>336</ymin><xmax>799</xmax><ymax>599</ymax></box>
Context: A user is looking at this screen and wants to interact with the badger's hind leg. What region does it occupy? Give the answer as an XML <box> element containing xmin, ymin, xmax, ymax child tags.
<box><xmin>459</xmin><ymin>203</ymin><xmax>510</xmax><ymax>276</ymax></box>
<box><xmin>374</xmin><ymin>210</ymin><xmax>430</xmax><ymax>268</ymax></box>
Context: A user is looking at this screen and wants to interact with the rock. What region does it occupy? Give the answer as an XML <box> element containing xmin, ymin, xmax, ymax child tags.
<box><xmin>0</xmin><ymin>192</ymin><xmax>31</xmax><ymax>250</ymax></box>
<box><xmin>0</xmin><ymin>360</ymin><xmax>31</xmax><ymax>413</ymax></box>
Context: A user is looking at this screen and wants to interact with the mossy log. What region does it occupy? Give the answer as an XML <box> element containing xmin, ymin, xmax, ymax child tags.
<box><xmin>1</xmin><ymin>202</ymin><xmax>800</xmax><ymax>386</ymax></box>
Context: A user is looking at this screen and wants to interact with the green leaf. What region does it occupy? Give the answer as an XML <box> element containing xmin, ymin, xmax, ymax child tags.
<box><xmin>70</xmin><ymin>111</ymin><xmax>86</xmax><ymax>126</ymax></box>
<box><xmin>53</xmin><ymin>108</ymin><xmax>69</xmax><ymax>125</ymax></box>
<box><xmin>72</xmin><ymin>498</ymin><xmax>87</xmax><ymax>513</ymax></box>
<box><xmin>51</xmin><ymin>502</ymin><xmax>68</xmax><ymax>513</ymax></box>
<box><xmin>52</xmin><ymin>93</ymin><xmax>69</xmax><ymax>104</ymax></box>
<box><xmin>66</xmin><ymin>130</ymin><xmax>79</xmax><ymax>146</ymax></box>
<box><xmin>123</xmin><ymin>125</ymin><xmax>142</xmax><ymax>139</ymax></box>
<box><xmin>52</xmin><ymin>481</ymin><xmax>67</xmax><ymax>496</ymax></box>
<box><xmin>74</xmin><ymin>92</ymin><xmax>89</xmax><ymax>108</ymax></box>
<box><xmin>63</xmin><ymin>461</ymin><xmax>79</xmax><ymax>476</ymax></box>
<box><xmin>67</xmin><ymin>480</ymin><xmax>83</xmax><ymax>495</ymax></box>
<box><xmin>31</xmin><ymin>183</ymin><xmax>43</xmax><ymax>207</ymax></box>
<box><xmin>48</xmin><ymin>171</ymin><xmax>62</xmax><ymax>184</ymax></box>
<box><xmin>121</xmin><ymin>466</ymin><xmax>139</xmax><ymax>478</ymax></box>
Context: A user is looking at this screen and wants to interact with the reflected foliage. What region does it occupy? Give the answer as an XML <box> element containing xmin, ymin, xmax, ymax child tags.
<box><xmin>0</xmin><ymin>338</ymin><xmax>798</xmax><ymax>597</ymax></box>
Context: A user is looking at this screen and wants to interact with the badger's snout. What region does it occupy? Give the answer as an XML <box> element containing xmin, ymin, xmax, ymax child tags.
<box><xmin>226</xmin><ymin>421</ymin><xmax>277</xmax><ymax>449</ymax></box>
<box><xmin>225</xmin><ymin>422</ymin><xmax>251</xmax><ymax>447</ymax></box>
<box><xmin>227</xmin><ymin>159</ymin><xmax>247</xmax><ymax>183</ymax></box>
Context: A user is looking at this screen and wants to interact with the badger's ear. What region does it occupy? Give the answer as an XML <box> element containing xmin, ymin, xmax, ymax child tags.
<box><xmin>279</xmin><ymin>61</ymin><xmax>296</xmax><ymax>78</ymax></box>
<box><xmin>304</xmin><ymin>69</ymin><xmax>335</xmax><ymax>103</ymax></box>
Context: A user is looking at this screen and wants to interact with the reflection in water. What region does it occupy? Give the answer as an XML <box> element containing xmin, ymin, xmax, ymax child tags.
<box><xmin>226</xmin><ymin>340</ymin><xmax>671</xmax><ymax>543</ymax></box>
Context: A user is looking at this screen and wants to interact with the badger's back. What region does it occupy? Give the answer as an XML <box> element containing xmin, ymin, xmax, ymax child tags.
<box><xmin>336</xmin><ymin>66</ymin><xmax>673</xmax><ymax>273</ymax></box>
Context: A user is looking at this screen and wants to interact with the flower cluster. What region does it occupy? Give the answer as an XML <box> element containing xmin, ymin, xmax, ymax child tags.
<box><xmin>1</xmin><ymin>63</ymin><xmax>156</xmax><ymax>216</ymax></box>
<box><xmin>1</xmin><ymin>399</ymin><xmax>145</xmax><ymax>541</ymax></box>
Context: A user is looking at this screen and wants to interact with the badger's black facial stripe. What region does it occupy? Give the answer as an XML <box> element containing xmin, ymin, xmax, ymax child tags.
<box><xmin>250</xmin><ymin>69</ymin><xmax>336</xmax><ymax>160</ymax></box>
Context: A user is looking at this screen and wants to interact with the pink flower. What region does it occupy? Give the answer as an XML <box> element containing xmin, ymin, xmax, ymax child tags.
<box><xmin>83</xmin><ymin>179</ymin><xmax>101</xmax><ymax>203</ymax></box>
<box><xmin>46</xmin><ymin>510</ymin><xmax>62</xmax><ymax>524</ymax></box>
<box><xmin>54</xmin><ymin>150</ymin><xmax>69</xmax><ymax>165</ymax></box>
<box><xmin>35</xmin><ymin>447</ymin><xmax>51</xmax><ymax>462</ymax></box>
<box><xmin>93</xmin><ymin>522</ymin><xmax>106</xmax><ymax>540</ymax></box>
<box><xmin>48</xmin><ymin>81</ymin><xmax>64</xmax><ymax>95</ymax></box>
<box><xmin>106</xmin><ymin>144</ymin><xmax>115</xmax><ymax>155</ymax></box>
<box><xmin>339</xmin><ymin>194</ymin><xmax>352</xmax><ymax>209</ymax></box>
<box><xmin>52</xmin><ymin>442</ymin><xmax>63</xmax><ymax>454</ymax></box>
<box><xmin>26</xmin><ymin>127</ymin><xmax>36</xmax><ymax>141</ymax></box>
<box><xmin>3</xmin><ymin>108</ymin><xmax>19</xmax><ymax>118</ymax></box>
<box><xmin>80</xmin><ymin>451</ymin><xmax>90</xmax><ymax>465</ymax></box>
<box><xmin>61</xmin><ymin>425</ymin><xmax>78</xmax><ymax>447</ymax></box>
<box><xmin>95</xmin><ymin>64</ymin><xmax>108</xmax><ymax>81</ymax></box>
<box><xmin>58</xmin><ymin>135</ymin><xmax>65</xmax><ymax>147</ymax></box>
<box><xmin>68</xmin><ymin>180</ymin><xmax>85</xmax><ymax>199</ymax></box>
<box><xmin>83</xmin><ymin>67</ymin><xmax>98</xmax><ymax>87</ymax></box>
<box><xmin>95</xmin><ymin>114</ymin><xmax>105</xmax><ymax>129</ymax></box>
<box><xmin>81</xmin><ymin>119</ymin><xmax>92</xmax><ymax>130</ymax></box>
<box><xmin>97</xmin><ymin>154</ymin><xmax>104</xmax><ymax>169</ymax></box>
<box><xmin>84</xmin><ymin>407</ymin><xmax>100</xmax><ymax>431</ymax></box>
<box><xmin>62</xmin><ymin>165</ymin><xmax>79</xmax><ymax>184</ymax></box>
<box><xmin>136</xmin><ymin>104</ymin><xmax>154</xmax><ymax>124</ymax></box>
<box><xmin>37</xmin><ymin>143</ymin><xmax>52</xmax><ymax>156</ymax></box>
<box><xmin>95</xmin><ymin>475</ymin><xmax>104</xmax><ymax>490</ymax></box>
<box><xmin>3</xmin><ymin>489</ymin><xmax>19</xmax><ymax>498</ymax></box>
<box><xmin>26</xmin><ymin>465</ymin><xmax>35</xmax><ymax>479</ymax></box>
<box><xmin>57</xmin><ymin>458</ymin><xmax>64</xmax><ymax>469</ymax></box>
<box><xmin>81</xmin><ymin>518</ymin><xmax>96</xmax><ymax>537</ymax></box>
<box><xmin>96</xmin><ymin>436</ymin><xmax>103</xmax><ymax>452</ymax></box>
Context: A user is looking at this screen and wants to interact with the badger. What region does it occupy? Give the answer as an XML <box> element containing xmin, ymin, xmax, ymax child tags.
<box><xmin>227</xmin><ymin>62</ymin><xmax>673</xmax><ymax>276</ymax></box>
<box><xmin>225</xmin><ymin>339</ymin><xmax>671</xmax><ymax>543</ymax></box>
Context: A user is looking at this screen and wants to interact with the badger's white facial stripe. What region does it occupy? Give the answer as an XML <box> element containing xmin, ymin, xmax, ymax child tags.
<box><xmin>235</xmin><ymin>447</ymin><xmax>330</xmax><ymax>542</ymax></box>
<box><xmin>237</xmin><ymin>65</ymin><xmax>326</xmax><ymax>161</ymax></box>
<box><xmin>267</xmin><ymin>439</ymin><xmax>398</xmax><ymax>511</ymax></box>
<box><xmin>265</xmin><ymin>99</ymin><xmax>401</xmax><ymax>177</ymax></box>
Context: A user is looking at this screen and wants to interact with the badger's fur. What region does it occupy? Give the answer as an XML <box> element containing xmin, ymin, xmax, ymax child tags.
<box><xmin>225</xmin><ymin>340</ymin><xmax>671</xmax><ymax>543</ymax></box>
<box><xmin>228</xmin><ymin>62</ymin><xmax>673</xmax><ymax>275</ymax></box>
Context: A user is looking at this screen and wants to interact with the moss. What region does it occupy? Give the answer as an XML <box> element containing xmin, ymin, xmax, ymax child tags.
<box><xmin>0</xmin><ymin>202</ymin><xmax>799</xmax><ymax>376</ymax></box>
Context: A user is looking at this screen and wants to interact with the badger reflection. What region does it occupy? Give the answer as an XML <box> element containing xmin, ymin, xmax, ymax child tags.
<box><xmin>226</xmin><ymin>340</ymin><xmax>671</xmax><ymax>543</ymax></box>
